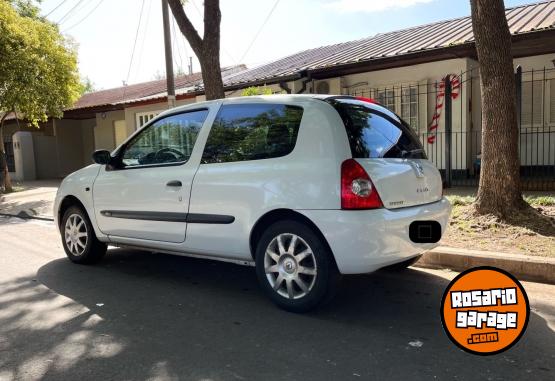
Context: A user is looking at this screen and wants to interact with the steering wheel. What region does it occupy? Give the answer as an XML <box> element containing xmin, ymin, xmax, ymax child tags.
<box><xmin>154</xmin><ymin>147</ymin><xmax>186</xmax><ymax>162</ymax></box>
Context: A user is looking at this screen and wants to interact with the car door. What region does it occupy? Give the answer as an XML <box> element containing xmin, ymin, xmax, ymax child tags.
<box><xmin>184</xmin><ymin>102</ymin><xmax>305</xmax><ymax>259</ymax></box>
<box><xmin>92</xmin><ymin>108</ymin><xmax>209</xmax><ymax>243</ymax></box>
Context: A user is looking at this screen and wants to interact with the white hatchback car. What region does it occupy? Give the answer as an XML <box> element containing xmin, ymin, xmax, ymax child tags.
<box><xmin>55</xmin><ymin>95</ymin><xmax>451</xmax><ymax>312</ymax></box>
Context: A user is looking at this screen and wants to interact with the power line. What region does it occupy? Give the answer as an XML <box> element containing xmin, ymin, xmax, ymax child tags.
<box><xmin>44</xmin><ymin>0</ymin><xmax>69</xmax><ymax>17</ymax></box>
<box><xmin>172</xmin><ymin>17</ymin><xmax>187</xmax><ymax>74</ymax></box>
<box><xmin>57</xmin><ymin>0</ymin><xmax>88</xmax><ymax>24</ymax></box>
<box><xmin>63</xmin><ymin>0</ymin><xmax>105</xmax><ymax>32</ymax></box>
<box><xmin>135</xmin><ymin>0</ymin><xmax>153</xmax><ymax>79</ymax></box>
<box><xmin>124</xmin><ymin>0</ymin><xmax>147</xmax><ymax>90</ymax></box>
<box><xmin>239</xmin><ymin>0</ymin><xmax>280</xmax><ymax>64</ymax></box>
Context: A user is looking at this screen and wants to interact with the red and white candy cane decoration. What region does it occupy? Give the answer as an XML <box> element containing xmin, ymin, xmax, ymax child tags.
<box><xmin>427</xmin><ymin>75</ymin><xmax>461</xmax><ymax>144</ymax></box>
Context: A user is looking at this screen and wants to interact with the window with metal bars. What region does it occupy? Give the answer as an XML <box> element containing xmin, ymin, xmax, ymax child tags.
<box><xmin>375</xmin><ymin>89</ymin><xmax>396</xmax><ymax>113</ymax></box>
<box><xmin>521</xmin><ymin>79</ymin><xmax>544</xmax><ymax>127</ymax></box>
<box><xmin>401</xmin><ymin>86</ymin><xmax>419</xmax><ymax>131</ymax></box>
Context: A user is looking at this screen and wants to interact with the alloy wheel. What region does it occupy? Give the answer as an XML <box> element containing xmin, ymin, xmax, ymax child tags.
<box><xmin>264</xmin><ymin>233</ymin><xmax>317</xmax><ymax>299</ymax></box>
<box><xmin>64</xmin><ymin>214</ymin><xmax>88</xmax><ymax>256</ymax></box>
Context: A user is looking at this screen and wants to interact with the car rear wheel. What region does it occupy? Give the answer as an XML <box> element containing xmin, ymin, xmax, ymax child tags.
<box><xmin>255</xmin><ymin>220</ymin><xmax>340</xmax><ymax>312</ymax></box>
<box><xmin>61</xmin><ymin>205</ymin><xmax>107</xmax><ymax>264</ymax></box>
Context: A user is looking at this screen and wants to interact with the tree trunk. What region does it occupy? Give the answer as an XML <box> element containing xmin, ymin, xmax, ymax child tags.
<box><xmin>167</xmin><ymin>0</ymin><xmax>225</xmax><ymax>100</ymax></box>
<box><xmin>199</xmin><ymin>48</ymin><xmax>225</xmax><ymax>100</ymax></box>
<box><xmin>0</xmin><ymin>113</ymin><xmax>13</xmax><ymax>193</ymax></box>
<box><xmin>470</xmin><ymin>0</ymin><xmax>526</xmax><ymax>216</ymax></box>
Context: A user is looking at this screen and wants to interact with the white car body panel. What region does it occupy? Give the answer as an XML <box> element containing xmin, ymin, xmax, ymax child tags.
<box><xmin>297</xmin><ymin>198</ymin><xmax>451</xmax><ymax>274</ymax></box>
<box><xmin>183</xmin><ymin>97</ymin><xmax>350</xmax><ymax>259</ymax></box>
<box><xmin>92</xmin><ymin>102</ymin><xmax>221</xmax><ymax>244</ymax></box>
<box><xmin>54</xmin><ymin>164</ymin><xmax>105</xmax><ymax>239</ymax></box>
<box><xmin>357</xmin><ymin>158</ymin><xmax>443</xmax><ymax>209</ymax></box>
<box><xmin>54</xmin><ymin>94</ymin><xmax>452</xmax><ymax>275</ymax></box>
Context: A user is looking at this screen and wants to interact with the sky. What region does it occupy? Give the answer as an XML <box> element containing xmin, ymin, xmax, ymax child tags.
<box><xmin>39</xmin><ymin>0</ymin><xmax>537</xmax><ymax>90</ymax></box>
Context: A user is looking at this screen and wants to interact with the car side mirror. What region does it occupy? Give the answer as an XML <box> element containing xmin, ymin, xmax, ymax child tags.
<box><xmin>92</xmin><ymin>150</ymin><xmax>112</xmax><ymax>165</ymax></box>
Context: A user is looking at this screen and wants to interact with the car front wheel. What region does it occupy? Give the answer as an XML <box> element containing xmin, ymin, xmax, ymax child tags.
<box><xmin>61</xmin><ymin>205</ymin><xmax>107</xmax><ymax>264</ymax></box>
<box><xmin>255</xmin><ymin>220</ymin><xmax>340</xmax><ymax>312</ymax></box>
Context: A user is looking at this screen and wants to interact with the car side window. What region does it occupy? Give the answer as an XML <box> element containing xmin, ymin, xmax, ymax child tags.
<box><xmin>121</xmin><ymin>109</ymin><xmax>208</xmax><ymax>167</ymax></box>
<box><xmin>201</xmin><ymin>103</ymin><xmax>303</xmax><ymax>164</ymax></box>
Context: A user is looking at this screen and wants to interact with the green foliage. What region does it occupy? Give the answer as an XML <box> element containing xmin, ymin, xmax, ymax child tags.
<box><xmin>446</xmin><ymin>194</ymin><xmax>555</xmax><ymax>207</ymax></box>
<box><xmin>0</xmin><ymin>0</ymin><xmax>81</xmax><ymax>126</ymax></box>
<box><xmin>80</xmin><ymin>76</ymin><xmax>96</xmax><ymax>95</ymax></box>
<box><xmin>525</xmin><ymin>196</ymin><xmax>555</xmax><ymax>206</ymax></box>
<box><xmin>241</xmin><ymin>86</ymin><xmax>273</xmax><ymax>96</ymax></box>
<box><xmin>7</xmin><ymin>0</ymin><xmax>42</xmax><ymax>19</ymax></box>
<box><xmin>446</xmin><ymin>195</ymin><xmax>475</xmax><ymax>206</ymax></box>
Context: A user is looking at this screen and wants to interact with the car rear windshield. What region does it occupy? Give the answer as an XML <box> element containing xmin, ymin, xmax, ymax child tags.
<box><xmin>328</xmin><ymin>98</ymin><xmax>426</xmax><ymax>159</ymax></box>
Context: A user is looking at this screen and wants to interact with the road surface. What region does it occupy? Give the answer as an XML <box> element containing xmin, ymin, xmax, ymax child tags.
<box><xmin>0</xmin><ymin>216</ymin><xmax>554</xmax><ymax>380</ymax></box>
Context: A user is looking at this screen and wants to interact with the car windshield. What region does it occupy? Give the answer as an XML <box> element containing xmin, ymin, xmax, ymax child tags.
<box><xmin>328</xmin><ymin>98</ymin><xmax>426</xmax><ymax>159</ymax></box>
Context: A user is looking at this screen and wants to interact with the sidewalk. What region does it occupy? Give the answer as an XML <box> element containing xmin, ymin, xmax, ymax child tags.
<box><xmin>416</xmin><ymin>246</ymin><xmax>555</xmax><ymax>284</ymax></box>
<box><xmin>0</xmin><ymin>180</ymin><xmax>60</xmax><ymax>219</ymax></box>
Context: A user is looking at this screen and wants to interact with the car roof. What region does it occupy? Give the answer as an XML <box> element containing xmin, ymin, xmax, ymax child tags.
<box><xmin>157</xmin><ymin>94</ymin><xmax>397</xmax><ymax>121</ymax></box>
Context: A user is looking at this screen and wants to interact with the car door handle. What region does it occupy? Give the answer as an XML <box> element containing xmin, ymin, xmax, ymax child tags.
<box><xmin>166</xmin><ymin>180</ymin><xmax>182</xmax><ymax>187</ymax></box>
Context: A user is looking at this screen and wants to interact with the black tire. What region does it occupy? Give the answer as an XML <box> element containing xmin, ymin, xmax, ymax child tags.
<box><xmin>255</xmin><ymin>220</ymin><xmax>340</xmax><ymax>313</ymax></box>
<box><xmin>385</xmin><ymin>254</ymin><xmax>422</xmax><ymax>271</ymax></box>
<box><xmin>60</xmin><ymin>205</ymin><xmax>107</xmax><ymax>264</ymax></box>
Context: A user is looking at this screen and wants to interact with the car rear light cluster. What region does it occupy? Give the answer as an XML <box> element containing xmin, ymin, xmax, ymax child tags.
<box><xmin>355</xmin><ymin>96</ymin><xmax>378</xmax><ymax>104</ymax></box>
<box><xmin>341</xmin><ymin>159</ymin><xmax>383</xmax><ymax>209</ymax></box>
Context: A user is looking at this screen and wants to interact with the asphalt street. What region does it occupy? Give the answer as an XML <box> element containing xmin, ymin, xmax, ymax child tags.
<box><xmin>0</xmin><ymin>215</ymin><xmax>554</xmax><ymax>381</ymax></box>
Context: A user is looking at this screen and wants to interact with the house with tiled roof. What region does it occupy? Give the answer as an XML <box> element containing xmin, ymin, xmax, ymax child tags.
<box><xmin>4</xmin><ymin>1</ymin><xmax>555</xmax><ymax>188</ymax></box>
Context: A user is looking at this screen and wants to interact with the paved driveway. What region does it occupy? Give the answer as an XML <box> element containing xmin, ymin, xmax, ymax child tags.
<box><xmin>0</xmin><ymin>216</ymin><xmax>554</xmax><ymax>381</ymax></box>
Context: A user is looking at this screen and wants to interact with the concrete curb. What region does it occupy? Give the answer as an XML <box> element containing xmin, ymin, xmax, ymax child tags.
<box><xmin>0</xmin><ymin>211</ymin><xmax>54</xmax><ymax>222</ymax></box>
<box><xmin>415</xmin><ymin>246</ymin><xmax>555</xmax><ymax>285</ymax></box>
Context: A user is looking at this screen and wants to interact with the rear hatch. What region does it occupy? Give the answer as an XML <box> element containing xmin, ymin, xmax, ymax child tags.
<box><xmin>329</xmin><ymin>97</ymin><xmax>443</xmax><ymax>209</ymax></box>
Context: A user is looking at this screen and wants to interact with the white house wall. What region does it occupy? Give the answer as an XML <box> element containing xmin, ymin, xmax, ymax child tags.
<box><xmin>94</xmin><ymin>110</ymin><xmax>124</xmax><ymax>151</ymax></box>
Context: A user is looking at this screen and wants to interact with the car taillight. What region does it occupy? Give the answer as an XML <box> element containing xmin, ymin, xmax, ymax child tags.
<box><xmin>355</xmin><ymin>96</ymin><xmax>378</xmax><ymax>104</ymax></box>
<box><xmin>341</xmin><ymin>159</ymin><xmax>383</xmax><ymax>209</ymax></box>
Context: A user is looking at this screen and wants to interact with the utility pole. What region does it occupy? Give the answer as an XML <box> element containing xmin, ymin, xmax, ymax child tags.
<box><xmin>161</xmin><ymin>0</ymin><xmax>176</xmax><ymax>108</ymax></box>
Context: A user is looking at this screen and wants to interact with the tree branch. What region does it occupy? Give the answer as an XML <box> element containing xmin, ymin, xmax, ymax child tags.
<box><xmin>0</xmin><ymin>112</ymin><xmax>9</xmax><ymax>126</ymax></box>
<box><xmin>167</xmin><ymin>0</ymin><xmax>204</xmax><ymax>56</ymax></box>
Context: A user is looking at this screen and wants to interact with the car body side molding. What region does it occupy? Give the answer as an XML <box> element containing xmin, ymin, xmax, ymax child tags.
<box><xmin>100</xmin><ymin>210</ymin><xmax>234</xmax><ymax>224</ymax></box>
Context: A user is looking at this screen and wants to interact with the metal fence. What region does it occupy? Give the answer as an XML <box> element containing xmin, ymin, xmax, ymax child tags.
<box><xmin>347</xmin><ymin>66</ymin><xmax>555</xmax><ymax>190</ymax></box>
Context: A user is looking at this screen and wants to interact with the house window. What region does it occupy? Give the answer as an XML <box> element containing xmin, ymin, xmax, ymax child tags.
<box><xmin>135</xmin><ymin>111</ymin><xmax>163</xmax><ymax>130</ymax></box>
<box><xmin>376</xmin><ymin>88</ymin><xmax>396</xmax><ymax>113</ymax></box>
<box><xmin>521</xmin><ymin>79</ymin><xmax>543</xmax><ymax>127</ymax></box>
<box><xmin>401</xmin><ymin>86</ymin><xmax>419</xmax><ymax>131</ymax></box>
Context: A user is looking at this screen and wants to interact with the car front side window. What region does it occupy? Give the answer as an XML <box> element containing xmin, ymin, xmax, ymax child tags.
<box><xmin>120</xmin><ymin>109</ymin><xmax>208</xmax><ymax>168</ymax></box>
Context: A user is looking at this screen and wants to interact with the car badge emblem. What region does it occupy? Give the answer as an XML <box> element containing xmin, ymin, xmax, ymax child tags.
<box><xmin>410</xmin><ymin>161</ymin><xmax>425</xmax><ymax>178</ymax></box>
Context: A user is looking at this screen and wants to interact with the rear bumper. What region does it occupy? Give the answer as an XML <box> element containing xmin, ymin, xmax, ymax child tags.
<box><xmin>296</xmin><ymin>197</ymin><xmax>451</xmax><ymax>274</ymax></box>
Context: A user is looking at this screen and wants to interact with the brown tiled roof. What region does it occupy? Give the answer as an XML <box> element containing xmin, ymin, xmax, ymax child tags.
<box><xmin>223</xmin><ymin>0</ymin><xmax>555</xmax><ymax>86</ymax></box>
<box><xmin>70</xmin><ymin>65</ymin><xmax>246</xmax><ymax>110</ymax></box>
<box><xmin>10</xmin><ymin>1</ymin><xmax>554</xmax><ymax>118</ymax></box>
